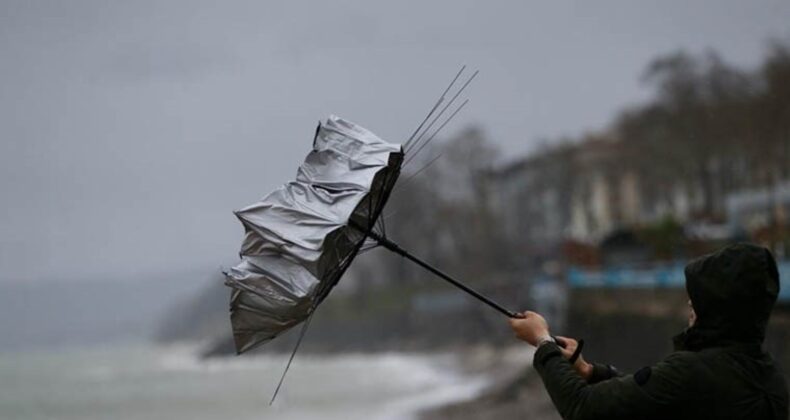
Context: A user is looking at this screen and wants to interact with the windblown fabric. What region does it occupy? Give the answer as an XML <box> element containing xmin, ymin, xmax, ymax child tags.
<box><xmin>224</xmin><ymin>116</ymin><xmax>403</xmax><ymax>354</ymax></box>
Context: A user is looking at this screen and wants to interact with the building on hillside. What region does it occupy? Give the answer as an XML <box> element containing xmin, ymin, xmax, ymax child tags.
<box><xmin>490</xmin><ymin>136</ymin><xmax>647</xmax><ymax>251</ymax></box>
<box><xmin>567</xmin><ymin>136</ymin><xmax>636</xmax><ymax>242</ymax></box>
<box><xmin>488</xmin><ymin>144</ymin><xmax>575</xmax><ymax>262</ymax></box>
<box><xmin>488</xmin><ymin>133</ymin><xmax>790</xmax><ymax>264</ymax></box>
<box><xmin>726</xmin><ymin>180</ymin><xmax>790</xmax><ymax>232</ymax></box>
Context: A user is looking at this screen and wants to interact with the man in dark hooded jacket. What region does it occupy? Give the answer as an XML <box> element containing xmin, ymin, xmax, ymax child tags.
<box><xmin>509</xmin><ymin>243</ymin><xmax>788</xmax><ymax>419</ymax></box>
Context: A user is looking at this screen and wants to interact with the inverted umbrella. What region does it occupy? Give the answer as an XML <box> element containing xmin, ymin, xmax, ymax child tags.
<box><xmin>224</xmin><ymin>69</ymin><xmax>578</xmax><ymax>401</ymax></box>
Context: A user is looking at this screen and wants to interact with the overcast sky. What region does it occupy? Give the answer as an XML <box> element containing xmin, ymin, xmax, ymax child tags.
<box><xmin>1</xmin><ymin>0</ymin><xmax>789</xmax><ymax>284</ymax></box>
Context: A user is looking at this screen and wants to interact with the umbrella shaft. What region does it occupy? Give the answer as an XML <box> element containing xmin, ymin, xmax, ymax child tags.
<box><xmin>360</xmin><ymin>226</ymin><xmax>520</xmax><ymax>318</ymax></box>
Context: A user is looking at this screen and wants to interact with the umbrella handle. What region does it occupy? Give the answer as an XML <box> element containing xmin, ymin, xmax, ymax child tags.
<box><xmin>355</xmin><ymin>223</ymin><xmax>522</xmax><ymax>318</ymax></box>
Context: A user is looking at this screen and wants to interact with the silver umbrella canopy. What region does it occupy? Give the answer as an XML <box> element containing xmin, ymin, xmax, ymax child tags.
<box><xmin>223</xmin><ymin>115</ymin><xmax>403</xmax><ymax>354</ymax></box>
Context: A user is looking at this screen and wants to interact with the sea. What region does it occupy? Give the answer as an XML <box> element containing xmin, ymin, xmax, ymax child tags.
<box><xmin>0</xmin><ymin>343</ymin><xmax>490</xmax><ymax>420</ymax></box>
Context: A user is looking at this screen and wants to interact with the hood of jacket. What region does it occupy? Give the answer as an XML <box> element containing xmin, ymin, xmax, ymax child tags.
<box><xmin>674</xmin><ymin>243</ymin><xmax>780</xmax><ymax>351</ymax></box>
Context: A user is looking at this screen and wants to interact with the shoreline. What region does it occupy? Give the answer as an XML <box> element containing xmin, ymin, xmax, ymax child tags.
<box><xmin>417</xmin><ymin>345</ymin><xmax>561</xmax><ymax>420</ymax></box>
<box><xmin>195</xmin><ymin>339</ymin><xmax>558</xmax><ymax>418</ymax></box>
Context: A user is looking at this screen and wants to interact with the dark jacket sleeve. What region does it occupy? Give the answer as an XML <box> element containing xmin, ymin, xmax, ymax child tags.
<box><xmin>588</xmin><ymin>362</ymin><xmax>621</xmax><ymax>384</ymax></box>
<box><xmin>533</xmin><ymin>343</ymin><xmax>703</xmax><ymax>420</ymax></box>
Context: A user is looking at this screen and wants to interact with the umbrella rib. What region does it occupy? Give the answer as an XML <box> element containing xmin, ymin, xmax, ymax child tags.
<box><xmin>403</xmin><ymin>65</ymin><xmax>466</xmax><ymax>151</ymax></box>
<box><xmin>395</xmin><ymin>153</ymin><xmax>443</xmax><ymax>193</ymax></box>
<box><xmin>374</xmin><ymin>189</ymin><xmax>385</xmax><ymax>235</ymax></box>
<box><xmin>371</xmin><ymin>156</ymin><xmax>401</xmax><ymax>238</ymax></box>
<box><xmin>359</xmin><ymin>241</ymin><xmax>380</xmax><ymax>253</ymax></box>
<box><xmin>367</xmin><ymin>183</ymin><xmax>380</xmax><ymax>236</ymax></box>
<box><xmin>405</xmin><ymin>71</ymin><xmax>469</xmax><ymax>154</ymax></box>
<box><xmin>403</xmin><ymin>98</ymin><xmax>444</xmax><ymax>152</ymax></box>
<box><xmin>269</xmin><ymin>309</ymin><xmax>317</xmax><ymax>405</ymax></box>
<box><xmin>375</xmin><ymin>217</ymin><xmax>385</xmax><ymax>238</ymax></box>
<box><xmin>375</xmin><ymin>169</ymin><xmax>393</xmax><ymax>237</ymax></box>
<box><xmin>405</xmin><ymin>70</ymin><xmax>478</xmax><ymax>157</ymax></box>
<box><xmin>381</xmin><ymin>209</ymin><xmax>399</xmax><ymax>222</ymax></box>
<box><xmin>403</xmin><ymin>99</ymin><xmax>469</xmax><ymax>168</ymax></box>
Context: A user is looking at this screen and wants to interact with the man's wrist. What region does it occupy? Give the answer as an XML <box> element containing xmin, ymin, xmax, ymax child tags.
<box><xmin>535</xmin><ymin>334</ymin><xmax>555</xmax><ymax>347</ymax></box>
<box><xmin>580</xmin><ymin>361</ymin><xmax>594</xmax><ymax>381</ymax></box>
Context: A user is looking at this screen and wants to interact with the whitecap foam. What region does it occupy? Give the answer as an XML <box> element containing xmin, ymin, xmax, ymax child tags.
<box><xmin>151</xmin><ymin>345</ymin><xmax>494</xmax><ymax>419</ymax></box>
